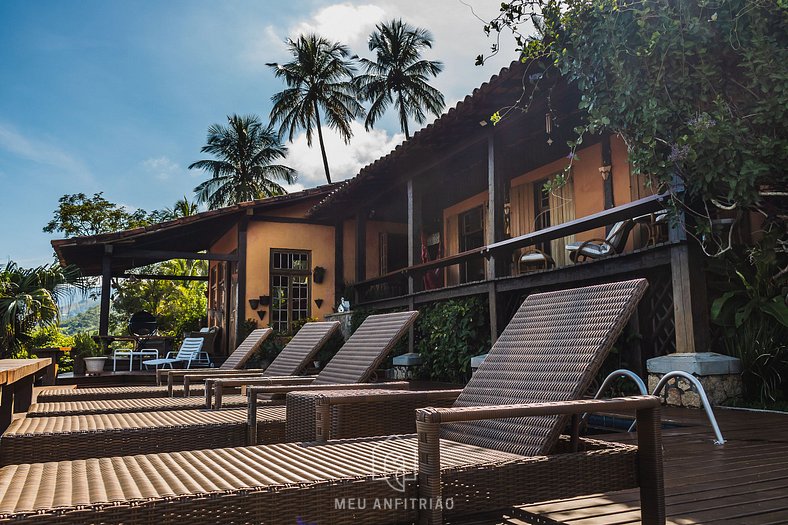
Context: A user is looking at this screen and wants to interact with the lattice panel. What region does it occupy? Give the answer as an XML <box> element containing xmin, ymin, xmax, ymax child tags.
<box><xmin>644</xmin><ymin>270</ymin><xmax>675</xmax><ymax>358</ymax></box>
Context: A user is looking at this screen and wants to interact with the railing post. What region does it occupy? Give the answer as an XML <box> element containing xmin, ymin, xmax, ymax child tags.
<box><xmin>636</xmin><ymin>404</ymin><xmax>666</xmax><ymax>525</ymax></box>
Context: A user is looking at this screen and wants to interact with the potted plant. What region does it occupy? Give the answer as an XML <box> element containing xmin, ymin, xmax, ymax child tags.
<box><xmin>313</xmin><ymin>266</ymin><xmax>326</xmax><ymax>284</ymax></box>
<box><xmin>73</xmin><ymin>332</ymin><xmax>106</xmax><ymax>376</ymax></box>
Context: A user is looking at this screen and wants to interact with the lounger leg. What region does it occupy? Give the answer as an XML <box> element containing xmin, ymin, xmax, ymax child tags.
<box><xmin>215</xmin><ymin>382</ymin><xmax>223</xmax><ymax>409</ymax></box>
<box><xmin>167</xmin><ymin>372</ymin><xmax>174</xmax><ymax>397</ymax></box>
<box><xmin>204</xmin><ymin>380</ymin><xmax>213</xmax><ymax>409</ymax></box>
<box><xmin>13</xmin><ymin>376</ymin><xmax>34</xmax><ymax>413</ymax></box>
<box><xmin>0</xmin><ymin>385</ymin><xmax>13</xmax><ymax>434</ymax></box>
<box><xmin>247</xmin><ymin>390</ymin><xmax>258</xmax><ymax>445</ymax></box>
<box><xmin>183</xmin><ymin>376</ymin><xmax>191</xmax><ymax>397</ymax></box>
<box><xmin>637</xmin><ymin>405</ymin><xmax>666</xmax><ymax>525</ymax></box>
<box><xmin>416</xmin><ymin>418</ymin><xmax>442</xmax><ymax>525</ymax></box>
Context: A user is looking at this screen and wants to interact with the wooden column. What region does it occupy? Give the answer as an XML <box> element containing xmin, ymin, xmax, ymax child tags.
<box><xmin>334</xmin><ymin>222</ymin><xmax>344</xmax><ymax>302</ymax></box>
<box><xmin>0</xmin><ymin>384</ymin><xmax>12</xmax><ymax>434</ymax></box>
<box><xmin>486</xmin><ymin>133</ymin><xmax>505</xmax><ymax>342</ymax></box>
<box><xmin>407</xmin><ymin>179</ymin><xmax>422</xmax><ymax>354</ymax></box>
<box><xmin>601</xmin><ymin>134</ymin><xmax>615</xmax><ymax>234</ymax></box>
<box><xmin>486</xmin><ymin>132</ymin><xmax>505</xmax><ymax>279</ymax></box>
<box><xmin>98</xmin><ymin>246</ymin><xmax>113</xmax><ymax>337</ymax></box>
<box><xmin>235</xmin><ymin>216</ymin><xmax>248</xmax><ymax>346</ymax></box>
<box><xmin>407</xmin><ymin>179</ymin><xmax>422</xmax><ymax>294</ymax></box>
<box><xmin>669</xmin><ymin>187</ymin><xmax>710</xmax><ymax>353</ymax></box>
<box><xmin>355</xmin><ymin>211</ymin><xmax>367</xmax><ymax>283</ymax></box>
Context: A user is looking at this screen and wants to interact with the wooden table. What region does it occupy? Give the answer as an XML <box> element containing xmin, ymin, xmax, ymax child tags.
<box><xmin>31</xmin><ymin>348</ymin><xmax>69</xmax><ymax>385</ymax></box>
<box><xmin>0</xmin><ymin>358</ymin><xmax>50</xmax><ymax>433</ymax></box>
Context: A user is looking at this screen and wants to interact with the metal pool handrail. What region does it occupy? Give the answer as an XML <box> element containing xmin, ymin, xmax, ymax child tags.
<box><xmin>590</xmin><ymin>368</ymin><xmax>726</xmax><ymax>445</ymax></box>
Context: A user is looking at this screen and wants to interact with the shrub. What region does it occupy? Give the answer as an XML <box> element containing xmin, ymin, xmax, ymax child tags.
<box><xmin>415</xmin><ymin>296</ymin><xmax>491</xmax><ymax>383</ymax></box>
<box><xmin>72</xmin><ymin>332</ymin><xmax>103</xmax><ymax>358</ymax></box>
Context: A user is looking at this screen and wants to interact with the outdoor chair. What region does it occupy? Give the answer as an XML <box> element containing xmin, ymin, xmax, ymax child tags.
<box><xmin>35</xmin><ymin>327</ymin><xmax>274</xmax><ymax>403</ymax></box>
<box><xmin>0</xmin><ymin>312</ymin><xmax>418</xmax><ymax>464</ymax></box>
<box><xmin>0</xmin><ymin>279</ymin><xmax>665</xmax><ymax>525</ymax></box>
<box><xmin>142</xmin><ymin>337</ymin><xmax>206</xmax><ymax>369</ymax></box>
<box><xmin>566</xmin><ymin>218</ymin><xmax>635</xmax><ymax>262</ymax></box>
<box><xmin>25</xmin><ymin>324</ymin><xmax>337</xmax><ymax>417</ymax></box>
<box><xmin>516</xmin><ymin>246</ymin><xmax>555</xmax><ymax>273</ymax></box>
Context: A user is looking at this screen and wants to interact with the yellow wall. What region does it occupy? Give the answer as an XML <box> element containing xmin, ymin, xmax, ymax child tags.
<box><xmin>342</xmin><ymin>218</ymin><xmax>408</xmax><ymax>284</ymax></box>
<box><xmin>443</xmin><ymin>191</ymin><xmax>489</xmax><ymax>285</ymax></box>
<box><xmin>244</xmin><ymin>221</ymin><xmax>336</xmax><ymax>323</ymax></box>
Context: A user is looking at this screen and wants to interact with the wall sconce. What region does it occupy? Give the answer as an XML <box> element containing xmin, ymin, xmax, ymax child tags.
<box><xmin>599</xmin><ymin>165</ymin><xmax>612</xmax><ymax>181</ymax></box>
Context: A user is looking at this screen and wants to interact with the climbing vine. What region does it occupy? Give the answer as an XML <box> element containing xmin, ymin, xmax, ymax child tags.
<box><xmin>479</xmin><ymin>0</ymin><xmax>787</xmax><ymax>255</ymax></box>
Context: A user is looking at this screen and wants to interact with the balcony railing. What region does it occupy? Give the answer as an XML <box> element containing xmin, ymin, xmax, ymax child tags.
<box><xmin>355</xmin><ymin>193</ymin><xmax>668</xmax><ymax>305</ymax></box>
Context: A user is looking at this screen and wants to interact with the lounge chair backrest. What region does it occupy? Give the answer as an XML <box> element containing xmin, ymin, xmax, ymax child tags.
<box><xmin>443</xmin><ymin>279</ymin><xmax>648</xmax><ymax>457</ymax></box>
<box><xmin>311</xmin><ymin>311</ymin><xmax>419</xmax><ymax>385</ymax></box>
<box><xmin>220</xmin><ymin>328</ymin><xmax>273</xmax><ymax>370</ymax></box>
<box><xmin>174</xmin><ymin>338</ymin><xmax>205</xmax><ymax>361</ymax></box>
<box><xmin>263</xmin><ymin>322</ymin><xmax>340</xmax><ymax>377</ymax></box>
<box><xmin>607</xmin><ymin>219</ymin><xmax>636</xmax><ymax>253</ymax></box>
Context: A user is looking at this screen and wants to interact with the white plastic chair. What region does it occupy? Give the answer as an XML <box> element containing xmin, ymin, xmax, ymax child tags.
<box><xmin>142</xmin><ymin>337</ymin><xmax>206</xmax><ymax>369</ymax></box>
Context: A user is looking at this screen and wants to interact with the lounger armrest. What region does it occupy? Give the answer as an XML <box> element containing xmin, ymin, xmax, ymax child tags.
<box><xmin>312</xmin><ymin>389</ymin><xmax>463</xmax><ymax>441</ymax></box>
<box><xmin>205</xmin><ymin>376</ymin><xmax>316</xmax><ymax>409</ymax></box>
<box><xmin>167</xmin><ymin>368</ymin><xmax>269</xmax><ymax>395</ymax></box>
<box><xmin>415</xmin><ymin>395</ymin><xmax>665</xmax><ymax>525</ymax></box>
<box><xmin>245</xmin><ymin>381</ymin><xmax>411</xmax><ymax>443</ymax></box>
<box><xmin>416</xmin><ymin>395</ymin><xmax>660</xmax><ymax>424</ymax></box>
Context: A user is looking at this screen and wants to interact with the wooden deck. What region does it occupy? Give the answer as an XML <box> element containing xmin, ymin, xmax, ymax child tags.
<box><xmin>460</xmin><ymin>406</ymin><xmax>788</xmax><ymax>524</ymax></box>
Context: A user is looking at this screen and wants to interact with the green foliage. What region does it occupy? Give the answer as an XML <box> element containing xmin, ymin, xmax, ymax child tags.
<box><xmin>710</xmin><ymin>226</ymin><xmax>788</xmax><ymax>403</ymax></box>
<box><xmin>189</xmin><ymin>115</ymin><xmax>295</xmax><ymax>209</ymax></box>
<box><xmin>268</xmin><ymin>34</ymin><xmax>365</xmax><ymax>184</ymax></box>
<box><xmin>355</xmin><ymin>19</ymin><xmax>445</xmax><ymax>139</ymax></box>
<box><xmin>60</xmin><ymin>304</ymin><xmax>100</xmax><ymax>335</ymax></box>
<box><xmin>72</xmin><ymin>331</ymin><xmax>103</xmax><ymax>358</ymax></box>
<box><xmin>43</xmin><ymin>192</ymin><xmax>155</xmax><ymax>237</ymax></box>
<box><xmin>27</xmin><ymin>325</ymin><xmax>74</xmax><ymax>349</ymax></box>
<box><xmin>415</xmin><ymin>296</ymin><xmax>491</xmax><ymax>383</ymax></box>
<box><xmin>481</xmin><ymin>0</ymin><xmax>787</xmax><ymax>248</ymax></box>
<box><xmin>111</xmin><ymin>259</ymin><xmax>208</xmax><ymax>337</ymax></box>
<box><xmin>0</xmin><ymin>262</ymin><xmax>82</xmax><ymax>358</ymax></box>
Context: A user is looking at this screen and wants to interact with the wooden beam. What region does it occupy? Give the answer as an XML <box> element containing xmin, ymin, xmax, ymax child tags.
<box><xmin>235</xmin><ymin>218</ymin><xmax>248</xmax><ymax>345</ymax></box>
<box><xmin>355</xmin><ymin>211</ymin><xmax>367</xmax><ymax>283</ymax></box>
<box><xmin>486</xmin><ymin>132</ymin><xmax>506</xmax><ymax>279</ymax></box>
<box><xmin>118</xmin><ymin>273</ymin><xmax>209</xmax><ymax>282</ymax></box>
<box><xmin>114</xmin><ymin>249</ymin><xmax>238</xmax><ymax>262</ymax></box>
<box><xmin>98</xmin><ymin>248</ymin><xmax>112</xmax><ymax>337</ymax></box>
<box><xmin>249</xmin><ymin>215</ymin><xmax>332</xmax><ymax>225</ymax></box>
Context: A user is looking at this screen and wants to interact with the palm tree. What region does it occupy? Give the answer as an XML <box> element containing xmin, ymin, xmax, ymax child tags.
<box><xmin>0</xmin><ymin>262</ymin><xmax>81</xmax><ymax>357</ymax></box>
<box><xmin>355</xmin><ymin>19</ymin><xmax>445</xmax><ymax>139</ymax></box>
<box><xmin>268</xmin><ymin>34</ymin><xmax>364</xmax><ymax>184</ymax></box>
<box><xmin>163</xmin><ymin>197</ymin><xmax>199</xmax><ymax>220</ymax></box>
<box><xmin>189</xmin><ymin>114</ymin><xmax>296</xmax><ymax>209</ymax></box>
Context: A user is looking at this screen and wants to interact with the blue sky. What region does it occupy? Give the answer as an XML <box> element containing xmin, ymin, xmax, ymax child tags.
<box><xmin>0</xmin><ymin>1</ymin><xmax>515</xmax><ymax>267</ymax></box>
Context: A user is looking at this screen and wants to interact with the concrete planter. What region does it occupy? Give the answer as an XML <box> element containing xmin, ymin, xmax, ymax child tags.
<box><xmin>84</xmin><ymin>357</ymin><xmax>108</xmax><ymax>375</ymax></box>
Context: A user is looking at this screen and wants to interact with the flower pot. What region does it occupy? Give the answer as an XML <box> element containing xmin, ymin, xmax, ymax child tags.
<box><xmin>84</xmin><ymin>357</ymin><xmax>107</xmax><ymax>375</ymax></box>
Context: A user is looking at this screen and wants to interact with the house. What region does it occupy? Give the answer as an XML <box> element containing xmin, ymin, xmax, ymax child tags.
<box><xmin>53</xmin><ymin>60</ymin><xmax>712</xmax><ymax>376</ymax></box>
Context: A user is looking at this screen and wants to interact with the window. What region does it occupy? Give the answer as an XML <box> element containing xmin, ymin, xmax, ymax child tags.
<box><xmin>270</xmin><ymin>249</ymin><xmax>311</xmax><ymax>333</ymax></box>
<box><xmin>533</xmin><ymin>179</ymin><xmax>551</xmax><ymax>255</ymax></box>
<box><xmin>458</xmin><ymin>206</ymin><xmax>485</xmax><ymax>283</ymax></box>
<box><xmin>379</xmin><ymin>233</ymin><xmax>408</xmax><ymax>275</ymax></box>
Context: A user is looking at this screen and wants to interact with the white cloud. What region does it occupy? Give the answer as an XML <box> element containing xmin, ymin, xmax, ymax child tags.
<box><xmin>285</xmin><ymin>120</ymin><xmax>404</xmax><ymax>187</ymax></box>
<box><xmin>291</xmin><ymin>3</ymin><xmax>386</xmax><ymax>48</ymax></box>
<box><xmin>0</xmin><ymin>121</ymin><xmax>92</xmax><ymax>182</ymax></box>
<box><xmin>142</xmin><ymin>155</ymin><xmax>186</xmax><ymax>181</ymax></box>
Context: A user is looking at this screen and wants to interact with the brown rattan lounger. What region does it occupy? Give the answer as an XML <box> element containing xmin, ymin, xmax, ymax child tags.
<box><xmin>0</xmin><ymin>280</ymin><xmax>664</xmax><ymax>524</ymax></box>
<box><xmin>0</xmin><ymin>312</ymin><xmax>418</xmax><ymax>464</ymax></box>
<box><xmin>35</xmin><ymin>327</ymin><xmax>277</xmax><ymax>403</ymax></box>
<box><xmin>27</xmin><ymin>322</ymin><xmax>340</xmax><ymax>416</ymax></box>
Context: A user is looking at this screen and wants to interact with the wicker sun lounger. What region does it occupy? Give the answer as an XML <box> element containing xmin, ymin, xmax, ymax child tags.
<box><xmin>27</xmin><ymin>322</ymin><xmax>340</xmax><ymax>416</ymax></box>
<box><xmin>0</xmin><ymin>280</ymin><xmax>664</xmax><ymax>524</ymax></box>
<box><xmin>35</xmin><ymin>327</ymin><xmax>276</xmax><ymax>403</ymax></box>
<box><xmin>0</xmin><ymin>312</ymin><xmax>418</xmax><ymax>465</ymax></box>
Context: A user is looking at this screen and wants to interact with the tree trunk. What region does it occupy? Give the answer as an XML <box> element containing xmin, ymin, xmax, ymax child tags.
<box><xmin>398</xmin><ymin>91</ymin><xmax>410</xmax><ymax>140</ymax></box>
<box><xmin>313</xmin><ymin>101</ymin><xmax>332</xmax><ymax>184</ymax></box>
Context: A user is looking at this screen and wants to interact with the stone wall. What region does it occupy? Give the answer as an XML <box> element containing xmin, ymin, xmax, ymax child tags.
<box><xmin>647</xmin><ymin>352</ymin><xmax>743</xmax><ymax>408</ymax></box>
<box><xmin>648</xmin><ymin>373</ymin><xmax>743</xmax><ymax>408</ymax></box>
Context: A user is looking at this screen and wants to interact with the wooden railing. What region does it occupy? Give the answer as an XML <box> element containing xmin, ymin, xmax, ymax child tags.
<box><xmin>355</xmin><ymin>193</ymin><xmax>667</xmax><ymax>304</ymax></box>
